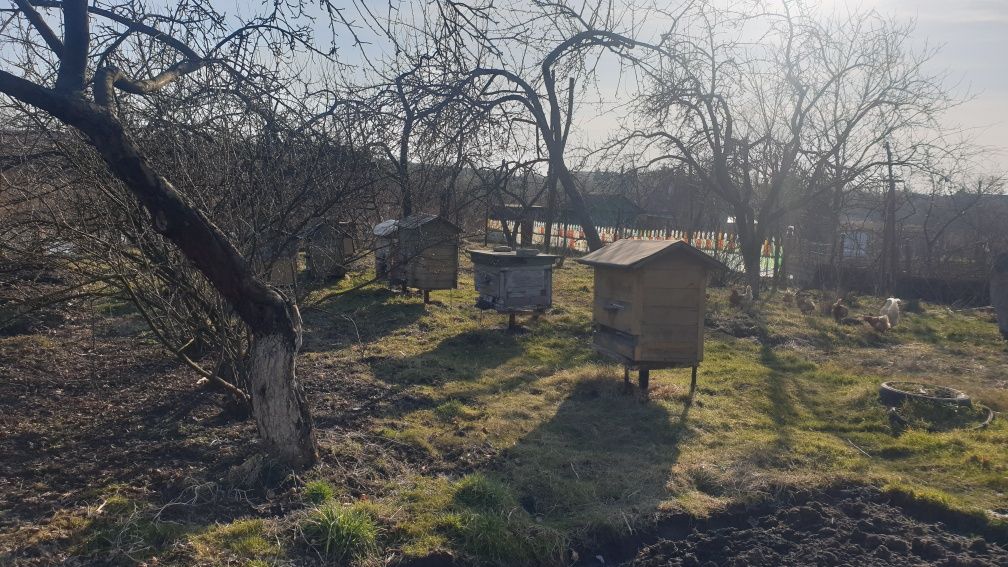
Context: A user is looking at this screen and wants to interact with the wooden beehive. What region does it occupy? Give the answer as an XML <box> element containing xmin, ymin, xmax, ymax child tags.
<box><xmin>372</xmin><ymin>219</ymin><xmax>400</xmax><ymax>283</ymax></box>
<box><xmin>397</xmin><ymin>213</ymin><xmax>460</xmax><ymax>293</ymax></box>
<box><xmin>255</xmin><ymin>238</ymin><xmax>300</xmax><ymax>288</ymax></box>
<box><xmin>577</xmin><ymin>239</ymin><xmax>723</xmax><ymax>370</ymax></box>
<box><xmin>469</xmin><ymin>248</ymin><xmax>557</xmax><ymax>313</ymax></box>
<box><xmin>306</xmin><ymin>221</ymin><xmax>355</xmax><ymax>280</ymax></box>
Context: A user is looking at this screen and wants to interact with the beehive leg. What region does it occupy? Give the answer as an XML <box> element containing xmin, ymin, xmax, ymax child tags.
<box><xmin>688</xmin><ymin>366</ymin><xmax>698</xmax><ymax>404</ymax></box>
<box><xmin>623</xmin><ymin>366</ymin><xmax>631</xmax><ymax>392</ymax></box>
<box><xmin>423</xmin><ymin>290</ymin><xmax>430</xmax><ymax>304</ymax></box>
<box><xmin>508</xmin><ymin>313</ymin><xmax>517</xmax><ymax>332</ymax></box>
<box><xmin>638</xmin><ymin>368</ymin><xmax>650</xmax><ymax>398</ymax></box>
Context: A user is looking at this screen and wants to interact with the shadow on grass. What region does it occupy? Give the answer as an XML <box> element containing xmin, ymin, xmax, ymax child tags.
<box><xmin>494</xmin><ymin>377</ymin><xmax>689</xmax><ymax>537</ymax></box>
<box><xmin>301</xmin><ymin>285</ymin><xmax>427</xmax><ymax>353</ymax></box>
<box><xmin>759</xmin><ymin>346</ymin><xmax>814</xmax><ymax>452</ymax></box>
<box><xmin>366</xmin><ymin>328</ymin><xmax>523</xmax><ymax>387</ymax></box>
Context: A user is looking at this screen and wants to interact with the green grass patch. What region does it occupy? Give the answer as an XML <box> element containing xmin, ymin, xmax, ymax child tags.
<box><xmin>302</xmin><ymin>502</ymin><xmax>379</xmax><ymax>562</ymax></box>
<box><xmin>191</xmin><ymin>518</ymin><xmax>280</xmax><ymax>560</ymax></box>
<box><xmin>303</xmin><ymin>480</ymin><xmax>337</xmax><ymax>505</ymax></box>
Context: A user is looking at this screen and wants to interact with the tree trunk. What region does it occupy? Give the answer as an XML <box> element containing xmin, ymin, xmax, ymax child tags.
<box><xmin>554</xmin><ymin>158</ymin><xmax>602</xmax><ymax>250</ymax></box>
<box><xmin>246</xmin><ymin>309</ymin><xmax>316</xmax><ymax>468</ymax></box>
<box><xmin>543</xmin><ymin>164</ymin><xmax>558</xmax><ymax>251</ymax></box>
<box><xmin>991</xmin><ymin>252</ymin><xmax>1008</xmax><ymax>340</ymax></box>
<box><xmin>0</xmin><ymin>77</ymin><xmax>319</xmax><ymax>468</ymax></box>
<box><xmin>738</xmin><ymin>220</ymin><xmax>763</xmax><ymax>300</ymax></box>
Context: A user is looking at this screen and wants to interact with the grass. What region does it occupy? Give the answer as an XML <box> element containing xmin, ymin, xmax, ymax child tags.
<box><xmin>295</xmin><ymin>255</ymin><xmax>1007</xmax><ymax>562</ymax></box>
<box><xmin>11</xmin><ymin>249</ymin><xmax>1008</xmax><ymax>564</ymax></box>
<box><xmin>303</xmin><ymin>480</ymin><xmax>337</xmax><ymax>505</ymax></box>
<box><xmin>301</xmin><ymin>502</ymin><xmax>379</xmax><ymax>562</ymax></box>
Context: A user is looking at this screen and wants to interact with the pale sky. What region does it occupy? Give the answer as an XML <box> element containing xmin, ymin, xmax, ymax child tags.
<box><xmin>829</xmin><ymin>0</ymin><xmax>1008</xmax><ymax>171</ymax></box>
<box><xmin>141</xmin><ymin>1</ymin><xmax>1008</xmax><ymax>173</ymax></box>
<box><xmin>567</xmin><ymin>0</ymin><xmax>1008</xmax><ymax>174</ymax></box>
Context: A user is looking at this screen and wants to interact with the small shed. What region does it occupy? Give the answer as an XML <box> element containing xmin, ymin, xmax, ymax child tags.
<box><xmin>372</xmin><ymin>219</ymin><xmax>400</xmax><ymax>283</ymax></box>
<box><xmin>306</xmin><ymin>221</ymin><xmax>355</xmax><ymax>281</ymax></box>
<box><xmin>397</xmin><ymin>213</ymin><xmax>460</xmax><ymax>302</ymax></box>
<box><xmin>577</xmin><ymin>239</ymin><xmax>724</xmax><ymax>395</ymax></box>
<box><xmin>469</xmin><ymin>247</ymin><xmax>557</xmax><ymax>328</ymax></box>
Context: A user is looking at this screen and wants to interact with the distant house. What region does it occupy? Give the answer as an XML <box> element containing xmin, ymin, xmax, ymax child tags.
<box><xmin>794</xmin><ymin>189</ymin><xmax>1008</xmax><ymax>301</ymax></box>
<box><xmin>831</xmin><ymin>192</ymin><xmax>1008</xmax><ymax>277</ymax></box>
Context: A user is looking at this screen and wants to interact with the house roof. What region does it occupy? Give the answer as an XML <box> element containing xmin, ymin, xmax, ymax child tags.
<box><xmin>397</xmin><ymin>213</ymin><xmax>460</xmax><ymax>232</ymax></box>
<box><xmin>576</xmin><ymin>239</ymin><xmax>726</xmax><ymax>270</ymax></box>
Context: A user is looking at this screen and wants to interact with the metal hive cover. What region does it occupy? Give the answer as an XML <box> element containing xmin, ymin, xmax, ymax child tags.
<box><xmin>373</xmin><ymin>219</ymin><xmax>399</xmax><ymax>236</ymax></box>
<box><xmin>397</xmin><ymin>213</ymin><xmax>460</xmax><ymax>232</ymax></box>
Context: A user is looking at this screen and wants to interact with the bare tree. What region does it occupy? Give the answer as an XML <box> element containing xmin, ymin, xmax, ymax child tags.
<box><xmin>618</xmin><ymin>1</ymin><xmax>956</xmax><ymax>297</ymax></box>
<box><xmin>0</xmin><ymin>0</ymin><xmax>378</xmax><ymax>467</ymax></box>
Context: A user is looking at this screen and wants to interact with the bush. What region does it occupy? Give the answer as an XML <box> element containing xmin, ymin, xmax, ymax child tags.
<box><xmin>302</xmin><ymin>503</ymin><xmax>378</xmax><ymax>562</ymax></box>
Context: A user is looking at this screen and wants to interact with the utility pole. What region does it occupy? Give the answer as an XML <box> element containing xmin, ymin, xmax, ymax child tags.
<box><xmin>881</xmin><ymin>141</ymin><xmax>898</xmax><ymax>295</ymax></box>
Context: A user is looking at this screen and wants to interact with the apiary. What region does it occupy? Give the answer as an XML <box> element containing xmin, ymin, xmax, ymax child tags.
<box><xmin>306</xmin><ymin>221</ymin><xmax>355</xmax><ymax>280</ymax></box>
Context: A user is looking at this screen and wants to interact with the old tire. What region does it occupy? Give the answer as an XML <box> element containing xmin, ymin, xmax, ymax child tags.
<box><xmin>879</xmin><ymin>381</ymin><xmax>971</xmax><ymax>407</ymax></box>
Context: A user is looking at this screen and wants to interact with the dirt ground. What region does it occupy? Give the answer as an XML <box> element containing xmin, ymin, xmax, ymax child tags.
<box><xmin>612</xmin><ymin>487</ymin><xmax>1008</xmax><ymax>567</ymax></box>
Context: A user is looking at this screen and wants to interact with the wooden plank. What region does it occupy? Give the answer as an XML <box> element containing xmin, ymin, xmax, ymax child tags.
<box><xmin>641</xmin><ymin>272</ymin><xmax>704</xmax><ymax>288</ymax></box>
<box><xmin>642</xmin><ymin>288</ymin><xmax>701</xmax><ymax>307</ymax></box>
<box><xmin>641</xmin><ymin>307</ymin><xmax>699</xmax><ymax>326</ymax></box>
<box><xmin>592</xmin><ymin>269</ymin><xmax>639</xmax><ymax>334</ymax></box>
<box><xmin>593</xmin><ymin>328</ymin><xmax>637</xmax><ymax>361</ymax></box>
<box><xmin>639</xmin><ymin>323</ymin><xmax>698</xmax><ymax>342</ymax></box>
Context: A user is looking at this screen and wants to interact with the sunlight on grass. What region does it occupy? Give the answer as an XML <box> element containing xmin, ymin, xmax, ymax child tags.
<box><xmin>295</xmin><ymin>257</ymin><xmax>1008</xmax><ymax>562</ymax></box>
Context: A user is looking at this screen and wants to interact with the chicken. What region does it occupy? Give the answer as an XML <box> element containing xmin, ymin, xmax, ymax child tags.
<box><xmin>862</xmin><ymin>314</ymin><xmax>891</xmax><ymax>333</ymax></box>
<box><xmin>729</xmin><ymin>288</ymin><xmax>742</xmax><ymax>307</ymax></box>
<box><xmin>729</xmin><ymin>285</ymin><xmax>753</xmax><ymax>308</ymax></box>
<box><xmin>831</xmin><ymin>297</ymin><xmax>849</xmax><ymax>323</ymax></box>
<box><xmin>880</xmin><ymin>297</ymin><xmax>902</xmax><ymax>327</ymax></box>
<box><xmin>796</xmin><ymin>293</ymin><xmax>816</xmax><ymax>315</ymax></box>
<box><xmin>782</xmin><ymin>291</ymin><xmax>795</xmax><ymax>305</ymax></box>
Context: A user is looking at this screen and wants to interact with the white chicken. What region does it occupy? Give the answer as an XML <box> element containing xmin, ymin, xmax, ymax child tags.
<box><xmin>880</xmin><ymin>298</ymin><xmax>902</xmax><ymax>327</ymax></box>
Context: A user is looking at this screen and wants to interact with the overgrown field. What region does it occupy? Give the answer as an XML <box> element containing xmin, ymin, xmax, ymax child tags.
<box><xmin>2</xmin><ymin>251</ymin><xmax>1007</xmax><ymax>565</ymax></box>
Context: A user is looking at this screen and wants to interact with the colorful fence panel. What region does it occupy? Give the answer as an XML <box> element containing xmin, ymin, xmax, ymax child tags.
<box><xmin>488</xmin><ymin>220</ymin><xmax>780</xmax><ymax>277</ymax></box>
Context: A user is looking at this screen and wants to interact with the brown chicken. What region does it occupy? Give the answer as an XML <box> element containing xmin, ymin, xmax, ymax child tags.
<box><xmin>796</xmin><ymin>294</ymin><xmax>816</xmax><ymax>315</ymax></box>
<box><xmin>862</xmin><ymin>314</ymin><xmax>891</xmax><ymax>333</ymax></box>
<box><xmin>729</xmin><ymin>285</ymin><xmax>753</xmax><ymax>308</ymax></box>
<box><xmin>831</xmin><ymin>298</ymin><xmax>849</xmax><ymax>322</ymax></box>
<box><xmin>729</xmin><ymin>288</ymin><xmax>742</xmax><ymax>307</ymax></box>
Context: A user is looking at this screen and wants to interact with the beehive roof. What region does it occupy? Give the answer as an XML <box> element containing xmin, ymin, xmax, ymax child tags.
<box><xmin>372</xmin><ymin>219</ymin><xmax>399</xmax><ymax>236</ymax></box>
<box><xmin>576</xmin><ymin>239</ymin><xmax>725</xmax><ymax>270</ymax></box>
<box><xmin>397</xmin><ymin>213</ymin><xmax>460</xmax><ymax>232</ymax></box>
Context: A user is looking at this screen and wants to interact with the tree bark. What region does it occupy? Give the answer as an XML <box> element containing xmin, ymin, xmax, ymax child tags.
<box><xmin>737</xmin><ymin>218</ymin><xmax>763</xmax><ymax>300</ymax></box>
<box><xmin>246</xmin><ymin>309</ymin><xmax>316</xmax><ymax>467</ymax></box>
<box><xmin>991</xmin><ymin>252</ymin><xmax>1008</xmax><ymax>340</ymax></box>
<box><xmin>553</xmin><ymin>157</ymin><xmax>603</xmax><ymax>250</ymax></box>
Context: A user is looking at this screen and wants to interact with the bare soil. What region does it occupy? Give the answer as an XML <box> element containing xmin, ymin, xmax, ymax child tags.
<box><xmin>605</xmin><ymin>487</ymin><xmax>1008</xmax><ymax>567</ymax></box>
